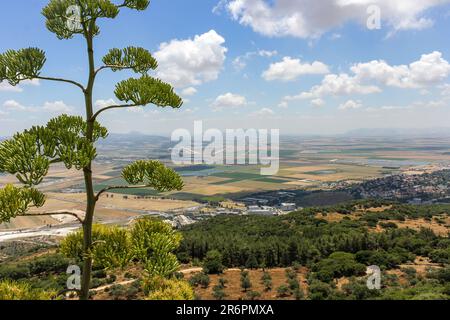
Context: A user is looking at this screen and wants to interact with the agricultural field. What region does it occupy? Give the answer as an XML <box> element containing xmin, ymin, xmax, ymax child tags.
<box><xmin>1</xmin><ymin>135</ymin><xmax>450</xmax><ymax>230</ymax></box>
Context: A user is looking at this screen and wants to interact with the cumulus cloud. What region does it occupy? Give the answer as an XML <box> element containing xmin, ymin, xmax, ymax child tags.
<box><xmin>262</xmin><ymin>57</ymin><xmax>329</xmax><ymax>81</ymax></box>
<box><xmin>155</xmin><ymin>30</ymin><xmax>227</xmax><ymax>88</ymax></box>
<box><xmin>440</xmin><ymin>83</ymin><xmax>450</xmax><ymax>96</ymax></box>
<box><xmin>311</xmin><ymin>98</ymin><xmax>325</xmax><ymax>108</ymax></box>
<box><xmin>0</xmin><ymin>79</ymin><xmax>40</xmax><ymax>92</ymax></box>
<box><xmin>351</xmin><ymin>51</ymin><xmax>450</xmax><ymax>88</ymax></box>
<box><xmin>181</xmin><ymin>87</ymin><xmax>198</xmax><ymax>96</ymax></box>
<box><xmin>281</xmin><ymin>51</ymin><xmax>450</xmax><ymax>107</ymax></box>
<box><xmin>233</xmin><ymin>49</ymin><xmax>278</xmax><ymax>71</ymax></box>
<box><xmin>3</xmin><ymin>100</ymin><xmax>26</xmax><ymax>110</ymax></box>
<box><xmin>3</xmin><ymin>99</ymin><xmax>73</xmax><ymax>113</ymax></box>
<box><xmin>339</xmin><ymin>99</ymin><xmax>363</xmax><ymax>110</ymax></box>
<box><xmin>211</xmin><ymin>93</ymin><xmax>248</xmax><ymax>108</ymax></box>
<box><xmin>252</xmin><ymin>107</ymin><xmax>275</xmax><ymax>116</ymax></box>
<box><xmin>95</xmin><ymin>99</ymin><xmax>117</xmax><ymax>109</ymax></box>
<box><xmin>285</xmin><ymin>73</ymin><xmax>380</xmax><ymax>102</ymax></box>
<box><xmin>222</xmin><ymin>0</ymin><xmax>450</xmax><ymax>38</ymax></box>
<box><xmin>42</xmin><ymin>101</ymin><xmax>72</xmax><ymax>113</ymax></box>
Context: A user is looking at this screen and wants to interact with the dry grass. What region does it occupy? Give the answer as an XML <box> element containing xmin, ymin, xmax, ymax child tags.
<box><xmin>189</xmin><ymin>268</ymin><xmax>308</xmax><ymax>300</ymax></box>
<box><xmin>394</xmin><ymin>218</ymin><xmax>449</xmax><ymax>237</ymax></box>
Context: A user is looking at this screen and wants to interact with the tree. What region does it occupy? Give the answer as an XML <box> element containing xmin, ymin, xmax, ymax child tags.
<box><xmin>203</xmin><ymin>250</ymin><xmax>225</xmax><ymax>274</ymax></box>
<box><xmin>276</xmin><ymin>284</ymin><xmax>290</xmax><ymax>298</ymax></box>
<box><xmin>0</xmin><ymin>0</ymin><xmax>183</xmax><ymax>300</ymax></box>
<box><xmin>245</xmin><ymin>253</ymin><xmax>259</xmax><ymax>269</ymax></box>
<box><xmin>218</xmin><ymin>278</ymin><xmax>228</xmax><ymax>288</ymax></box>
<box><xmin>261</xmin><ymin>272</ymin><xmax>272</xmax><ymax>292</ymax></box>
<box><xmin>212</xmin><ymin>285</ymin><xmax>226</xmax><ymax>300</ymax></box>
<box><xmin>293</xmin><ymin>287</ymin><xmax>305</xmax><ymax>300</ymax></box>
<box><xmin>246</xmin><ymin>290</ymin><xmax>261</xmax><ymax>300</ymax></box>
<box><xmin>189</xmin><ymin>273</ymin><xmax>210</xmax><ymax>289</ymax></box>
<box><xmin>240</xmin><ymin>271</ymin><xmax>252</xmax><ymax>292</ymax></box>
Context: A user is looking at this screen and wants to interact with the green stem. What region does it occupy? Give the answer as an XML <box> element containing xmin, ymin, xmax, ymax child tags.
<box><xmin>80</xmin><ymin>20</ymin><xmax>97</xmax><ymax>301</ymax></box>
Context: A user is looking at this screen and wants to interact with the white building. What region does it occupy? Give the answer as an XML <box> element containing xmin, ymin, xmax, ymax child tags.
<box><xmin>247</xmin><ymin>206</ymin><xmax>277</xmax><ymax>216</ymax></box>
<box><xmin>280</xmin><ymin>203</ymin><xmax>297</xmax><ymax>212</ymax></box>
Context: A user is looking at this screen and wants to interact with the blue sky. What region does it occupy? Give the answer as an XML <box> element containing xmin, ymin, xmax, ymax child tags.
<box><xmin>1</xmin><ymin>0</ymin><xmax>450</xmax><ymax>136</ymax></box>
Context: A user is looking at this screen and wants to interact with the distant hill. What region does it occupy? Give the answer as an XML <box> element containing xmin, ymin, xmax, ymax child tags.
<box><xmin>345</xmin><ymin>127</ymin><xmax>450</xmax><ymax>137</ymax></box>
<box><xmin>96</xmin><ymin>133</ymin><xmax>171</xmax><ymax>147</ymax></box>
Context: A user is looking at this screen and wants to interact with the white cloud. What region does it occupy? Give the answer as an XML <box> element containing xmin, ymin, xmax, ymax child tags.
<box><xmin>281</xmin><ymin>51</ymin><xmax>450</xmax><ymax>107</ymax></box>
<box><xmin>252</xmin><ymin>107</ymin><xmax>275</xmax><ymax>116</ymax></box>
<box><xmin>351</xmin><ymin>51</ymin><xmax>450</xmax><ymax>88</ymax></box>
<box><xmin>0</xmin><ymin>79</ymin><xmax>39</xmax><ymax>92</ymax></box>
<box><xmin>440</xmin><ymin>83</ymin><xmax>450</xmax><ymax>96</ymax></box>
<box><xmin>263</xmin><ymin>57</ymin><xmax>329</xmax><ymax>81</ymax></box>
<box><xmin>95</xmin><ymin>99</ymin><xmax>117</xmax><ymax>109</ymax></box>
<box><xmin>330</xmin><ymin>33</ymin><xmax>342</xmax><ymax>40</ymax></box>
<box><xmin>22</xmin><ymin>79</ymin><xmax>40</xmax><ymax>87</ymax></box>
<box><xmin>311</xmin><ymin>98</ymin><xmax>325</xmax><ymax>108</ymax></box>
<box><xmin>181</xmin><ymin>87</ymin><xmax>198</xmax><ymax>96</ymax></box>
<box><xmin>0</xmin><ymin>82</ymin><xmax>23</xmax><ymax>92</ymax></box>
<box><xmin>278</xmin><ymin>101</ymin><xmax>288</xmax><ymax>108</ymax></box>
<box><xmin>3</xmin><ymin>99</ymin><xmax>72</xmax><ymax>113</ymax></box>
<box><xmin>155</xmin><ymin>30</ymin><xmax>227</xmax><ymax>88</ymax></box>
<box><xmin>233</xmin><ymin>49</ymin><xmax>278</xmax><ymax>71</ymax></box>
<box><xmin>211</xmin><ymin>93</ymin><xmax>248</xmax><ymax>108</ymax></box>
<box><xmin>223</xmin><ymin>0</ymin><xmax>450</xmax><ymax>38</ymax></box>
<box><xmin>285</xmin><ymin>73</ymin><xmax>380</xmax><ymax>102</ymax></box>
<box><xmin>42</xmin><ymin>101</ymin><xmax>72</xmax><ymax>113</ymax></box>
<box><xmin>339</xmin><ymin>99</ymin><xmax>363</xmax><ymax>110</ymax></box>
<box><xmin>3</xmin><ymin>100</ymin><xmax>26</xmax><ymax>110</ymax></box>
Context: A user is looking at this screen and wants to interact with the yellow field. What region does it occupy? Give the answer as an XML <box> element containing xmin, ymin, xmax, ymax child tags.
<box><xmin>0</xmin><ymin>191</ymin><xmax>200</xmax><ymax>231</ymax></box>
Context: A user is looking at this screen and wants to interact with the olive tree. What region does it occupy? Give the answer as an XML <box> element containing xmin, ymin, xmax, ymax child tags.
<box><xmin>0</xmin><ymin>0</ymin><xmax>184</xmax><ymax>300</ymax></box>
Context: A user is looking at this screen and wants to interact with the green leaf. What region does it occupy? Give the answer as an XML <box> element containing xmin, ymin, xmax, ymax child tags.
<box><xmin>0</xmin><ymin>185</ymin><xmax>46</xmax><ymax>223</ymax></box>
<box><xmin>130</xmin><ymin>218</ymin><xmax>182</xmax><ymax>277</ymax></box>
<box><xmin>102</xmin><ymin>47</ymin><xmax>158</xmax><ymax>73</ymax></box>
<box><xmin>42</xmin><ymin>0</ymin><xmax>119</xmax><ymax>39</ymax></box>
<box><xmin>41</xmin><ymin>115</ymin><xmax>108</xmax><ymax>170</ymax></box>
<box><xmin>123</xmin><ymin>0</ymin><xmax>150</xmax><ymax>10</ymax></box>
<box><xmin>0</xmin><ymin>48</ymin><xmax>46</xmax><ymax>86</ymax></box>
<box><xmin>0</xmin><ymin>115</ymin><xmax>108</xmax><ymax>185</ymax></box>
<box><xmin>114</xmin><ymin>75</ymin><xmax>183</xmax><ymax>108</ymax></box>
<box><xmin>122</xmin><ymin>160</ymin><xmax>184</xmax><ymax>192</ymax></box>
<box><xmin>0</xmin><ymin>131</ymin><xmax>51</xmax><ymax>186</ymax></box>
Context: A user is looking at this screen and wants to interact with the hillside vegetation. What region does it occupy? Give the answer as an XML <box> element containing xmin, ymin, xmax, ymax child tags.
<box><xmin>177</xmin><ymin>200</ymin><xmax>449</xmax><ymax>300</ymax></box>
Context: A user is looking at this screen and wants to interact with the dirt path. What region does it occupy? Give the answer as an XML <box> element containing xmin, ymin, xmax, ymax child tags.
<box><xmin>91</xmin><ymin>280</ymin><xmax>136</xmax><ymax>292</ymax></box>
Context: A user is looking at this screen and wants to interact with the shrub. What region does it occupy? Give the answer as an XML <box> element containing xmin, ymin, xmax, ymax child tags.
<box><xmin>213</xmin><ymin>285</ymin><xmax>226</xmax><ymax>300</ymax></box>
<box><xmin>189</xmin><ymin>273</ymin><xmax>210</xmax><ymax>289</ymax></box>
<box><xmin>109</xmin><ymin>284</ymin><xmax>127</xmax><ymax>300</ymax></box>
<box><xmin>240</xmin><ymin>271</ymin><xmax>252</xmax><ymax>292</ymax></box>
<box><xmin>203</xmin><ymin>250</ymin><xmax>225</xmax><ymax>274</ymax></box>
<box><xmin>277</xmin><ymin>285</ymin><xmax>290</xmax><ymax>298</ymax></box>
<box><xmin>0</xmin><ymin>264</ymin><xmax>30</xmax><ymax>280</ymax></box>
<box><xmin>0</xmin><ymin>280</ymin><xmax>55</xmax><ymax>300</ymax></box>
<box><xmin>131</xmin><ymin>218</ymin><xmax>182</xmax><ymax>277</ymax></box>
<box><xmin>61</xmin><ymin>224</ymin><xmax>132</xmax><ymax>270</ymax></box>
<box><xmin>218</xmin><ymin>278</ymin><xmax>228</xmax><ymax>288</ymax></box>
<box><xmin>308</xmin><ymin>280</ymin><xmax>333</xmax><ymax>300</ymax></box>
<box><xmin>246</xmin><ymin>290</ymin><xmax>261</xmax><ymax>300</ymax></box>
<box><xmin>146</xmin><ymin>277</ymin><xmax>194</xmax><ymax>300</ymax></box>
<box><xmin>261</xmin><ymin>272</ymin><xmax>272</xmax><ymax>291</ymax></box>
<box><xmin>293</xmin><ymin>287</ymin><xmax>305</xmax><ymax>300</ymax></box>
<box><xmin>313</xmin><ymin>252</ymin><xmax>366</xmax><ymax>282</ymax></box>
<box><xmin>61</xmin><ymin>218</ymin><xmax>183</xmax><ymax>278</ymax></box>
<box><xmin>288</xmin><ymin>278</ymin><xmax>300</xmax><ymax>291</ymax></box>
